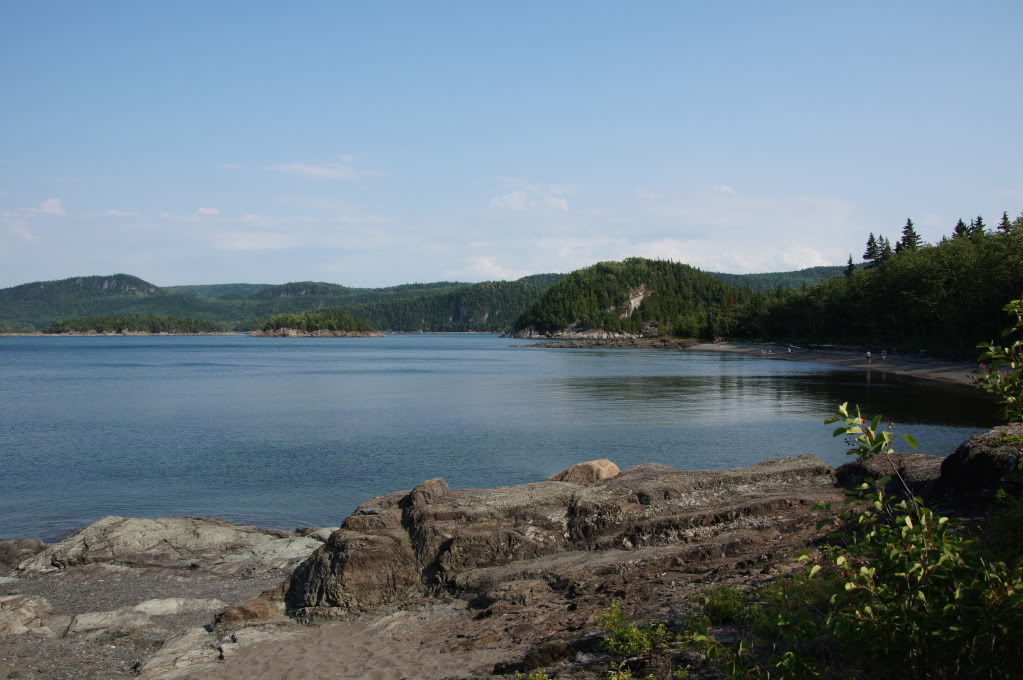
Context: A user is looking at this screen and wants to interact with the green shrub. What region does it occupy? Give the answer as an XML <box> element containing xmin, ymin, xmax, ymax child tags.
<box><xmin>975</xmin><ymin>299</ymin><xmax>1023</xmax><ymax>422</ymax></box>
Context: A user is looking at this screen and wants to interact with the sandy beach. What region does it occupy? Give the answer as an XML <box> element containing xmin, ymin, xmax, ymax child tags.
<box><xmin>689</xmin><ymin>341</ymin><xmax>980</xmax><ymax>387</ymax></box>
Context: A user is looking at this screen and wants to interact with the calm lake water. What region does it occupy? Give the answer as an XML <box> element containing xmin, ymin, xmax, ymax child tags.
<box><xmin>0</xmin><ymin>335</ymin><xmax>995</xmax><ymax>541</ymax></box>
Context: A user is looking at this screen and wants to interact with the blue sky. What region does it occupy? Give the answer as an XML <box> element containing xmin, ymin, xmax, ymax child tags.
<box><xmin>1</xmin><ymin>1</ymin><xmax>1020</xmax><ymax>287</ymax></box>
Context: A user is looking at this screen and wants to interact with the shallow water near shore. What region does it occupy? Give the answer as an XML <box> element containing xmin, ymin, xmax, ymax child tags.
<box><xmin>0</xmin><ymin>334</ymin><xmax>995</xmax><ymax>542</ymax></box>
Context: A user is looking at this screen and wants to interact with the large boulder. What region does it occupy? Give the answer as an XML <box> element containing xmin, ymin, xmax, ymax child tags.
<box><xmin>17</xmin><ymin>516</ymin><xmax>291</xmax><ymax>574</ymax></box>
<box><xmin>941</xmin><ymin>423</ymin><xmax>1023</xmax><ymax>504</ymax></box>
<box><xmin>549</xmin><ymin>459</ymin><xmax>620</xmax><ymax>485</ymax></box>
<box><xmin>286</xmin><ymin>456</ymin><xmax>838</xmax><ymax>619</ymax></box>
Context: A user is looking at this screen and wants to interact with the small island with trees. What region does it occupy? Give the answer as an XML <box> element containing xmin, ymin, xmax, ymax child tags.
<box><xmin>250</xmin><ymin>309</ymin><xmax>382</xmax><ymax>337</ymax></box>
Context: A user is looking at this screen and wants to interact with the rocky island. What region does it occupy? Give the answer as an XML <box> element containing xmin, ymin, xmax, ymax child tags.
<box><xmin>2</xmin><ymin>425</ymin><xmax>1019</xmax><ymax>680</ymax></box>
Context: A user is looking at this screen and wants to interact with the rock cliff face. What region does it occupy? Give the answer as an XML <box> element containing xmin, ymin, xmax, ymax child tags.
<box><xmin>285</xmin><ymin>455</ymin><xmax>838</xmax><ymax>619</ymax></box>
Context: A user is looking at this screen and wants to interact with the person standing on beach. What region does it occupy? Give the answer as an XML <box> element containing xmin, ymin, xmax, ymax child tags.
<box><xmin>866</xmin><ymin>350</ymin><xmax>872</xmax><ymax>363</ymax></box>
<box><xmin>881</xmin><ymin>350</ymin><xmax>886</xmax><ymax>361</ymax></box>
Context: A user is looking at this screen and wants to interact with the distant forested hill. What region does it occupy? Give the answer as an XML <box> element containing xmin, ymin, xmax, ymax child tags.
<box><xmin>509</xmin><ymin>258</ymin><xmax>756</xmax><ymax>338</ymax></box>
<box><xmin>710</xmin><ymin>265</ymin><xmax>848</xmax><ymax>291</ymax></box>
<box><xmin>0</xmin><ymin>273</ymin><xmax>566</xmax><ymax>331</ymax></box>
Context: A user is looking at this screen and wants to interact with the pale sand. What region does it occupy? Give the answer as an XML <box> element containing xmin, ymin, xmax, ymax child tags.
<box><xmin>689</xmin><ymin>342</ymin><xmax>979</xmax><ymax>386</ymax></box>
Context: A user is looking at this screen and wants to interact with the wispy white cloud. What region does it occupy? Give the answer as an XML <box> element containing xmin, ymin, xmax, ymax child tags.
<box><xmin>491</xmin><ymin>190</ymin><xmax>530</xmax><ymax>211</ymax></box>
<box><xmin>267</xmin><ymin>154</ymin><xmax>382</xmax><ymax>181</ymax></box>
<box><xmin>197</xmin><ymin>207</ymin><xmax>220</xmax><ymax>216</ymax></box>
<box><xmin>712</xmin><ymin>185</ymin><xmax>736</xmax><ymax>194</ymax></box>
<box><xmin>468</xmin><ymin>240</ymin><xmax>491</xmax><ymax>249</ymax></box>
<box><xmin>3</xmin><ymin>218</ymin><xmax>38</xmax><ymax>242</ymax></box>
<box><xmin>453</xmin><ymin>255</ymin><xmax>529</xmax><ymax>281</ymax></box>
<box><xmin>25</xmin><ymin>198</ymin><xmax>66</xmax><ymax>216</ymax></box>
<box><xmin>490</xmin><ymin>180</ymin><xmax>572</xmax><ymax>213</ymax></box>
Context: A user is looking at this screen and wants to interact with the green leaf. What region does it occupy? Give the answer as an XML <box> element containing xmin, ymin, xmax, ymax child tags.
<box><xmin>809</xmin><ymin>564</ymin><xmax>822</xmax><ymax>577</ymax></box>
<box><xmin>901</xmin><ymin>434</ymin><xmax>919</xmax><ymax>449</ymax></box>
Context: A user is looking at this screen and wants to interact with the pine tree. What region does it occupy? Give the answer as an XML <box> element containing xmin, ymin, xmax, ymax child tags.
<box><xmin>970</xmin><ymin>215</ymin><xmax>986</xmax><ymax>236</ymax></box>
<box><xmin>864</xmin><ymin>233</ymin><xmax>879</xmax><ymax>262</ymax></box>
<box><xmin>880</xmin><ymin>236</ymin><xmax>894</xmax><ymax>261</ymax></box>
<box><xmin>845</xmin><ymin>255</ymin><xmax>855</xmax><ymax>277</ymax></box>
<box><xmin>898</xmin><ymin>218</ymin><xmax>922</xmax><ymax>250</ymax></box>
<box><xmin>953</xmin><ymin>218</ymin><xmax>969</xmax><ymax>238</ymax></box>
<box><xmin>998</xmin><ymin>211</ymin><xmax>1012</xmax><ymax>232</ymax></box>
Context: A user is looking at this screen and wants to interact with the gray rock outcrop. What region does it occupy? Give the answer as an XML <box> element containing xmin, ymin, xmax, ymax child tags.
<box><xmin>285</xmin><ymin>455</ymin><xmax>838</xmax><ymax>619</ymax></box>
<box><xmin>17</xmin><ymin>516</ymin><xmax>300</xmax><ymax>574</ymax></box>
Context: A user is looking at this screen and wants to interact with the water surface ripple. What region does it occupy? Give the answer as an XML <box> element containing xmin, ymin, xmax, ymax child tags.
<box><xmin>0</xmin><ymin>335</ymin><xmax>993</xmax><ymax>541</ymax></box>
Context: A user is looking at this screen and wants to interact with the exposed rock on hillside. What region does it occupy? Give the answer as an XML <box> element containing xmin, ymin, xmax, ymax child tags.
<box><xmin>285</xmin><ymin>455</ymin><xmax>839</xmax><ymax>620</ymax></box>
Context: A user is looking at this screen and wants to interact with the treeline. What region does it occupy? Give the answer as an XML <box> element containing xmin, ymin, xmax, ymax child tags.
<box><xmin>511</xmin><ymin>258</ymin><xmax>758</xmax><ymax>338</ymax></box>
<box><xmin>710</xmin><ymin>265</ymin><xmax>849</xmax><ymax>291</ymax></box>
<box><xmin>748</xmin><ymin>212</ymin><xmax>1023</xmax><ymax>351</ymax></box>
<box><xmin>261</xmin><ymin>309</ymin><xmax>376</xmax><ymax>333</ymax></box>
<box><xmin>43</xmin><ymin>315</ymin><xmax>226</xmax><ymax>334</ymax></box>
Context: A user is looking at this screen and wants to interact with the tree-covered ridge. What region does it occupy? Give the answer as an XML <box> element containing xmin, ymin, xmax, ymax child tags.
<box><xmin>709</xmin><ymin>265</ymin><xmax>848</xmax><ymax>291</ymax></box>
<box><xmin>511</xmin><ymin>258</ymin><xmax>755</xmax><ymax>338</ymax></box>
<box><xmin>752</xmin><ymin>213</ymin><xmax>1023</xmax><ymax>351</ymax></box>
<box><xmin>0</xmin><ymin>274</ymin><xmax>158</xmax><ymax>301</ymax></box>
<box><xmin>43</xmin><ymin>315</ymin><xmax>226</xmax><ymax>334</ymax></box>
<box><xmin>0</xmin><ymin>273</ymin><xmax>564</xmax><ymax>330</ymax></box>
<box><xmin>348</xmin><ymin>279</ymin><xmax>555</xmax><ymax>332</ymax></box>
<box><xmin>161</xmin><ymin>283</ymin><xmax>271</xmax><ymax>298</ymax></box>
<box><xmin>260</xmin><ymin>309</ymin><xmax>376</xmax><ymax>333</ymax></box>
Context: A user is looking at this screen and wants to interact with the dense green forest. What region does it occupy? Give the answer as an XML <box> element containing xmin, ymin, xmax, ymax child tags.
<box><xmin>510</xmin><ymin>258</ymin><xmax>758</xmax><ymax>338</ymax></box>
<box><xmin>348</xmin><ymin>279</ymin><xmax>560</xmax><ymax>332</ymax></box>
<box><xmin>43</xmin><ymin>314</ymin><xmax>226</xmax><ymax>334</ymax></box>
<box><xmin>749</xmin><ymin>212</ymin><xmax>1023</xmax><ymax>352</ymax></box>
<box><xmin>260</xmin><ymin>309</ymin><xmax>376</xmax><ymax>333</ymax></box>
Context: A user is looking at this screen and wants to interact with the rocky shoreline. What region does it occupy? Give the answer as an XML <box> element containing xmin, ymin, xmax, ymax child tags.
<box><xmin>513</xmin><ymin>337</ymin><xmax>697</xmax><ymax>349</ymax></box>
<box><xmin>3</xmin><ymin>426</ymin><xmax>1019</xmax><ymax>680</ymax></box>
<box><xmin>247</xmin><ymin>329</ymin><xmax>384</xmax><ymax>337</ymax></box>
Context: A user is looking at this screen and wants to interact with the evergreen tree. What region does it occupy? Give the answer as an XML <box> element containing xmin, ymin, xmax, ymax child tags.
<box><xmin>863</xmin><ymin>233</ymin><xmax>879</xmax><ymax>262</ymax></box>
<box><xmin>845</xmin><ymin>255</ymin><xmax>855</xmax><ymax>277</ymax></box>
<box><xmin>999</xmin><ymin>211</ymin><xmax>1012</xmax><ymax>233</ymax></box>
<box><xmin>970</xmin><ymin>215</ymin><xmax>986</xmax><ymax>236</ymax></box>
<box><xmin>953</xmin><ymin>218</ymin><xmax>969</xmax><ymax>238</ymax></box>
<box><xmin>898</xmin><ymin>218</ymin><xmax>922</xmax><ymax>250</ymax></box>
<box><xmin>879</xmin><ymin>237</ymin><xmax>894</xmax><ymax>261</ymax></box>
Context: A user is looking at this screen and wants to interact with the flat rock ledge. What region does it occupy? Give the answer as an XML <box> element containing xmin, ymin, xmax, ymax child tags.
<box><xmin>285</xmin><ymin>455</ymin><xmax>840</xmax><ymax>620</ymax></box>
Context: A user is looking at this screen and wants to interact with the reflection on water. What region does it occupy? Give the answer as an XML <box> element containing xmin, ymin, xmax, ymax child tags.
<box><xmin>0</xmin><ymin>336</ymin><xmax>997</xmax><ymax>541</ymax></box>
<box><xmin>556</xmin><ymin>371</ymin><xmax>993</xmax><ymax>428</ymax></box>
